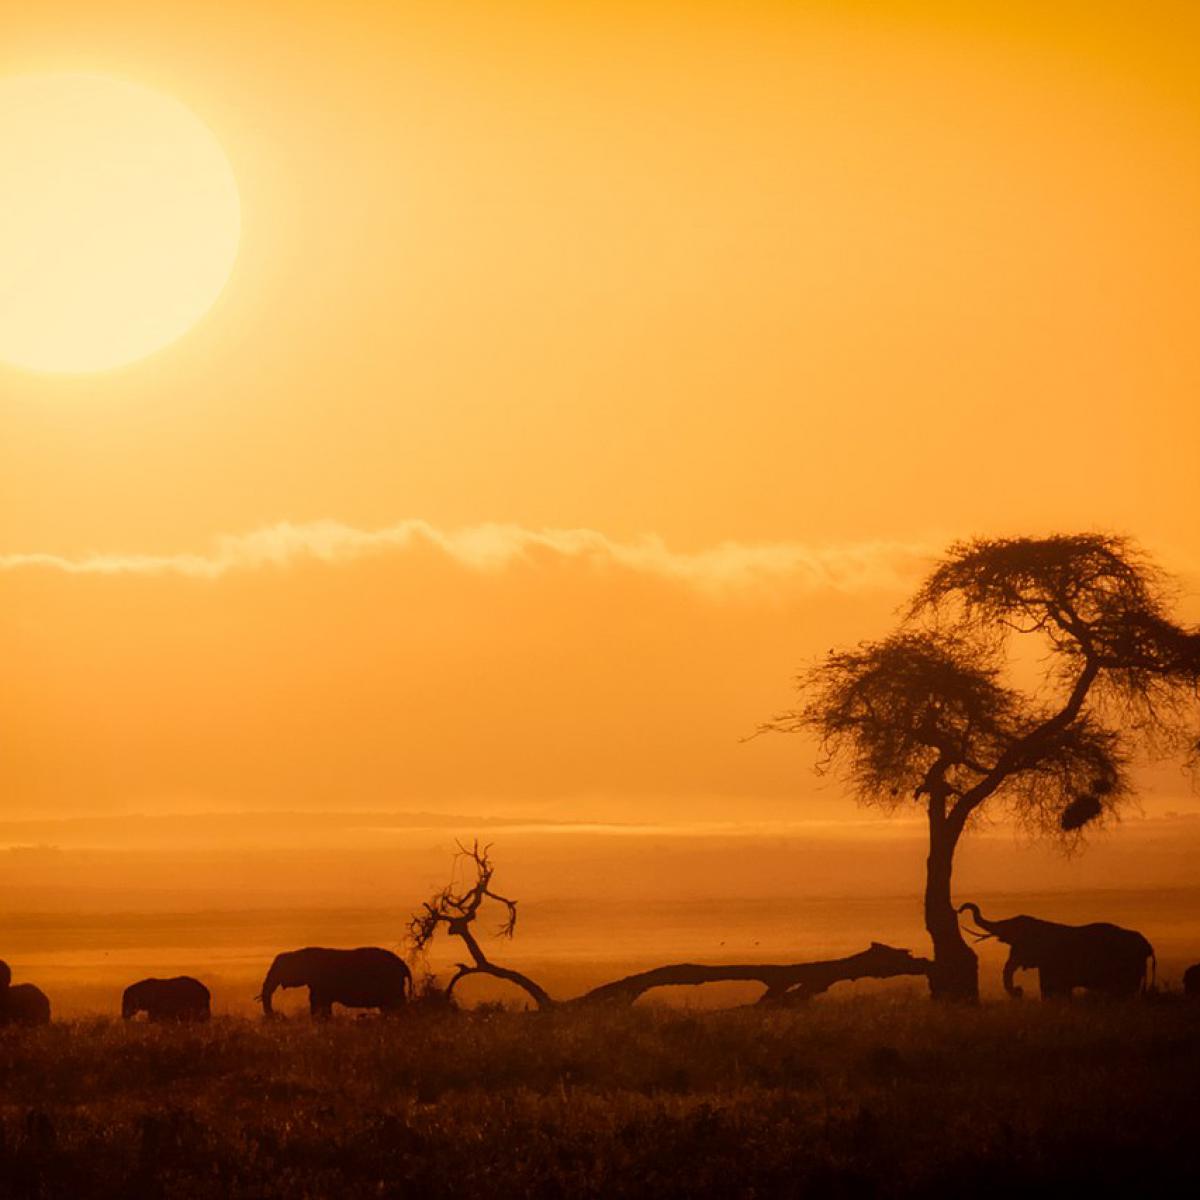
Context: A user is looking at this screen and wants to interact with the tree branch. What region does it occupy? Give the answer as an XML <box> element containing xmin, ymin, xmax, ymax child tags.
<box><xmin>949</xmin><ymin>658</ymin><xmax>1100</xmax><ymax>828</ymax></box>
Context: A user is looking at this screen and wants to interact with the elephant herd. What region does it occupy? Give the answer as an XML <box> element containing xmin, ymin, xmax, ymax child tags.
<box><xmin>0</xmin><ymin>946</ymin><xmax>413</xmax><ymax>1026</ymax></box>
<box><xmin>1</xmin><ymin>918</ymin><xmax>1199</xmax><ymax>1024</ymax></box>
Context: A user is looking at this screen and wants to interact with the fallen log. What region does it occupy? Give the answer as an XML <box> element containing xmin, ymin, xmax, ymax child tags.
<box><xmin>572</xmin><ymin>943</ymin><xmax>932</xmax><ymax>1007</ymax></box>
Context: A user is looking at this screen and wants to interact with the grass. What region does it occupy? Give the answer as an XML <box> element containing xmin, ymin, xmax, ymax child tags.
<box><xmin>1</xmin><ymin>995</ymin><xmax>1198</xmax><ymax>1198</ymax></box>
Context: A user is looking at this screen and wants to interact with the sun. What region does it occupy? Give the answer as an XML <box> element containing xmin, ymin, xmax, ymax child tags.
<box><xmin>0</xmin><ymin>73</ymin><xmax>240</xmax><ymax>374</ymax></box>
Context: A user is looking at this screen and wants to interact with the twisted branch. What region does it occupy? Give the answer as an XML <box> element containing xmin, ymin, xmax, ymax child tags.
<box><xmin>407</xmin><ymin>840</ymin><xmax>554</xmax><ymax>1011</ymax></box>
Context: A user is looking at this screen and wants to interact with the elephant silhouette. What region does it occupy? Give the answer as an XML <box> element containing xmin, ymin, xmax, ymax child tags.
<box><xmin>123</xmin><ymin>976</ymin><xmax>211</xmax><ymax>1022</ymax></box>
<box><xmin>0</xmin><ymin>959</ymin><xmax>51</xmax><ymax>1025</ymax></box>
<box><xmin>1184</xmin><ymin>963</ymin><xmax>1200</xmax><ymax>998</ymax></box>
<box><xmin>957</xmin><ymin>903</ymin><xmax>1154</xmax><ymax>1000</ymax></box>
<box><xmin>259</xmin><ymin>947</ymin><xmax>412</xmax><ymax>1018</ymax></box>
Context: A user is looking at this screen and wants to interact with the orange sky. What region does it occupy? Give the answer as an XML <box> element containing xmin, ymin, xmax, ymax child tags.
<box><xmin>2</xmin><ymin>1</ymin><xmax>1198</xmax><ymax>873</ymax></box>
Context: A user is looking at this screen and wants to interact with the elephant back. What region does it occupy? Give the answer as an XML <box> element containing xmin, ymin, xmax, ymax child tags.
<box><xmin>0</xmin><ymin>982</ymin><xmax>51</xmax><ymax>1025</ymax></box>
<box><xmin>125</xmin><ymin>975</ymin><xmax>211</xmax><ymax>1019</ymax></box>
<box><xmin>1065</xmin><ymin>923</ymin><xmax>1154</xmax><ymax>993</ymax></box>
<box><xmin>343</xmin><ymin>947</ymin><xmax>411</xmax><ymax>991</ymax></box>
<box><xmin>1079</xmin><ymin>923</ymin><xmax>1154</xmax><ymax>960</ymax></box>
<box><xmin>321</xmin><ymin>947</ymin><xmax>410</xmax><ymax>1006</ymax></box>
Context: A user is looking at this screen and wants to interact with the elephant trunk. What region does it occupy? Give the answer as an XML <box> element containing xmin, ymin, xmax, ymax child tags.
<box><xmin>956</xmin><ymin>902</ymin><xmax>997</xmax><ymax>937</ymax></box>
<box><xmin>259</xmin><ymin>963</ymin><xmax>281</xmax><ymax>1015</ymax></box>
<box><xmin>121</xmin><ymin>989</ymin><xmax>136</xmax><ymax>1020</ymax></box>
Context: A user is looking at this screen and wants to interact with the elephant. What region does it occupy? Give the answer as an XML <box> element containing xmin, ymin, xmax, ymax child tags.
<box><xmin>123</xmin><ymin>976</ymin><xmax>211</xmax><ymax>1022</ymax></box>
<box><xmin>259</xmin><ymin>947</ymin><xmax>412</xmax><ymax>1018</ymax></box>
<box><xmin>957</xmin><ymin>903</ymin><xmax>1154</xmax><ymax>1000</ymax></box>
<box><xmin>0</xmin><ymin>959</ymin><xmax>51</xmax><ymax>1025</ymax></box>
<box><xmin>0</xmin><ymin>958</ymin><xmax>51</xmax><ymax>1027</ymax></box>
<box><xmin>2</xmin><ymin>984</ymin><xmax>52</xmax><ymax>1025</ymax></box>
<box><xmin>1184</xmin><ymin>963</ymin><xmax>1200</xmax><ymax>998</ymax></box>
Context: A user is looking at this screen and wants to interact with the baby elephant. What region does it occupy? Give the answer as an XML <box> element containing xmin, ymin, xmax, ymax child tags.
<box><xmin>0</xmin><ymin>959</ymin><xmax>51</xmax><ymax>1026</ymax></box>
<box><xmin>123</xmin><ymin>976</ymin><xmax>211</xmax><ymax>1022</ymax></box>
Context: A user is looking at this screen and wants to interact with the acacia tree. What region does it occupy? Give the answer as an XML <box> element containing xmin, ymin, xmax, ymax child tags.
<box><xmin>761</xmin><ymin>535</ymin><xmax>1200</xmax><ymax>1001</ymax></box>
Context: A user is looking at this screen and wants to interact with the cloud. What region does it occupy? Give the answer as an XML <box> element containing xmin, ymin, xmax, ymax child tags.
<box><xmin>0</xmin><ymin>519</ymin><xmax>932</xmax><ymax>595</ymax></box>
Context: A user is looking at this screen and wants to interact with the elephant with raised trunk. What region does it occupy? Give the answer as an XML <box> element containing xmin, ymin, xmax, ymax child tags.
<box><xmin>123</xmin><ymin>976</ymin><xmax>211</xmax><ymax>1022</ymax></box>
<box><xmin>260</xmin><ymin>947</ymin><xmax>411</xmax><ymax>1018</ymax></box>
<box><xmin>957</xmin><ymin>903</ymin><xmax>1154</xmax><ymax>1000</ymax></box>
<box><xmin>0</xmin><ymin>960</ymin><xmax>51</xmax><ymax>1025</ymax></box>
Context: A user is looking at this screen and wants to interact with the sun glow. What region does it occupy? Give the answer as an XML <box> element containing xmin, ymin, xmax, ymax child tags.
<box><xmin>0</xmin><ymin>73</ymin><xmax>240</xmax><ymax>374</ymax></box>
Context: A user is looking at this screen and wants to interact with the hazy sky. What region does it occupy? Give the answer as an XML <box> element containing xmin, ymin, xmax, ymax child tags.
<box><xmin>3</xmin><ymin>1</ymin><xmax>1198</xmax><ymax>840</ymax></box>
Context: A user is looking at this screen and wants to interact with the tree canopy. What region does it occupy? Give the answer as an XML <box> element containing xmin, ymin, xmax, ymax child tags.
<box><xmin>763</xmin><ymin>533</ymin><xmax>1200</xmax><ymax>999</ymax></box>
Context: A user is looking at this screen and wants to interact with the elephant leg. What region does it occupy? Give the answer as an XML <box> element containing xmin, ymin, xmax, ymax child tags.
<box><xmin>1115</xmin><ymin>965</ymin><xmax>1144</xmax><ymax>998</ymax></box>
<box><xmin>1002</xmin><ymin>950</ymin><xmax>1024</xmax><ymax>999</ymax></box>
<box><xmin>309</xmin><ymin>989</ymin><xmax>333</xmax><ymax>1019</ymax></box>
<box><xmin>1037</xmin><ymin>969</ymin><xmax>1071</xmax><ymax>1001</ymax></box>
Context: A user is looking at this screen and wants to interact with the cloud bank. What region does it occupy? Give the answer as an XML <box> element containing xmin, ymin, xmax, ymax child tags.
<box><xmin>4</xmin><ymin>520</ymin><xmax>1192</xmax><ymax>821</ymax></box>
<box><xmin>0</xmin><ymin>519</ymin><xmax>932</xmax><ymax>594</ymax></box>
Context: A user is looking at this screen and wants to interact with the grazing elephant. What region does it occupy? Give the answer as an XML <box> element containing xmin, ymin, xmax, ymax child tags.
<box><xmin>1184</xmin><ymin>963</ymin><xmax>1200</xmax><ymax>998</ymax></box>
<box><xmin>0</xmin><ymin>959</ymin><xmax>51</xmax><ymax>1026</ymax></box>
<box><xmin>259</xmin><ymin>947</ymin><xmax>411</xmax><ymax>1018</ymax></box>
<box><xmin>123</xmin><ymin>976</ymin><xmax>211</xmax><ymax>1022</ymax></box>
<box><xmin>957</xmin><ymin>903</ymin><xmax>1154</xmax><ymax>1000</ymax></box>
<box><xmin>2</xmin><ymin>984</ymin><xmax>52</xmax><ymax>1025</ymax></box>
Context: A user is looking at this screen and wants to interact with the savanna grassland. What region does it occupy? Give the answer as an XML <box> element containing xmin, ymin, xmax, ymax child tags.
<box><xmin>1</xmin><ymin>995</ymin><xmax>1198</xmax><ymax>1199</ymax></box>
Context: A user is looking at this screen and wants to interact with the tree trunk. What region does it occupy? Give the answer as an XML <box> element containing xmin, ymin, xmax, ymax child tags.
<box><xmin>924</xmin><ymin>810</ymin><xmax>978</xmax><ymax>1002</ymax></box>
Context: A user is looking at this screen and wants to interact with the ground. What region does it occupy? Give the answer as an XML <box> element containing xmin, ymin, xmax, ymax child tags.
<box><xmin>1</xmin><ymin>995</ymin><xmax>1197</xmax><ymax>1198</ymax></box>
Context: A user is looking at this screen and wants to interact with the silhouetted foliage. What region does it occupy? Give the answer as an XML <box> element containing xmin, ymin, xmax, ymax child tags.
<box><xmin>761</xmin><ymin>534</ymin><xmax>1200</xmax><ymax>1001</ymax></box>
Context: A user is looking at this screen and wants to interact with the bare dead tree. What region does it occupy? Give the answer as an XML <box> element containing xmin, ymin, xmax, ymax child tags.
<box><xmin>407</xmin><ymin>840</ymin><xmax>555</xmax><ymax>1011</ymax></box>
<box><xmin>409</xmin><ymin>843</ymin><xmax>931</xmax><ymax>1010</ymax></box>
<box><xmin>758</xmin><ymin>534</ymin><xmax>1200</xmax><ymax>1002</ymax></box>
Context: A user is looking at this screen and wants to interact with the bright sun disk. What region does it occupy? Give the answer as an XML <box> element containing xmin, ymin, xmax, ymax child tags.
<box><xmin>0</xmin><ymin>73</ymin><xmax>240</xmax><ymax>374</ymax></box>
